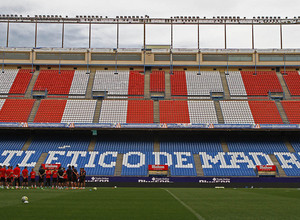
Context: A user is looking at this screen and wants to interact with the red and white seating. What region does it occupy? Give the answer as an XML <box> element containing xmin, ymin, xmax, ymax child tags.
<box><xmin>150</xmin><ymin>71</ymin><xmax>165</xmax><ymax>92</ymax></box>
<box><xmin>34</xmin><ymin>100</ymin><xmax>97</xmax><ymax>123</ymax></box>
<box><xmin>0</xmin><ymin>69</ymin><xmax>32</xmax><ymax>95</ymax></box>
<box><xmin>93</xmin><ymin>70</ymin><xmax>144</xmax><ymax>97</ymax></box>
<box><xmin>159</xmin><ymin>100</ymin><xmax>218</xmax><ymax>124</ymax></box>
<box><xmin>281</xmin><ymin>101</ymin><xmax>300</xmax><ymax>124</ymax></box>
<box><xmin>282</xmin><ymin>71</ymin><xmax>300</xmax><ymax>96</ymax></box>
<box><xmin>226</xmin><ymin>71</ymin><xmax>282</xmax><ymax>96</ymax></box>
<box><xmin>33</xmin><ymin>70</ymin><xmax>89</xmax><ymax>97</ymax></box>
<box><xmin>220</xmin><ymin>101</ymin><xmax>283</xmax><ymax>124</ymax></box>
<box><xmin>171</xmin><ymin>71</ymin><xmax>223</xmax><ymax>97</ymax></box>
<box><xmin>99</xmin><ymin>100</ymin><xmax>153</xmax><ymax>123</ymax></box>
<box><xmin>0</xmin><ymin>99</ymin><xmax>35</xmax><ymax>122</ymax></box>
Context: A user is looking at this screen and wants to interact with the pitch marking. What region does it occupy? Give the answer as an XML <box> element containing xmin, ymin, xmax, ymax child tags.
<box><xmin>163</xmin><ymin>188</ymin><xmax>205</xmax><ymax>220</ymax></box>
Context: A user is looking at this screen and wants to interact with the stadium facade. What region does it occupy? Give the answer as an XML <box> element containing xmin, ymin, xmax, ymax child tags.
<box><xmin>0</xmin><ymin>15</ymin><xmax>300</xmax><ymax>187</ymax></box>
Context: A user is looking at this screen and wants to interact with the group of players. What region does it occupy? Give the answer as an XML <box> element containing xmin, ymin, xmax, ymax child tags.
<box><xmin>0</xmin><ymin>164</ymin><xmax>86</xmax><ymax>189</ymax></box>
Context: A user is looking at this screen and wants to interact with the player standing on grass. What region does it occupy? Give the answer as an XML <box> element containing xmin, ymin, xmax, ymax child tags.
<box><xmin>45</xmin><ymin>168</ymin><xmax>52</xmax><ymax>187</ymax></box>
<box><xmin>52</xmin><ymin>168</ymin><xmax>58</xmax><ymax>189</ymax></box>
<box><xmin>22</xmin><ymin>166</ymin><xmax>29</xmax><ymax>187</ymax></box>
<box><xmin>13</xmin><ymin>165</ymin><xmax>21</xmax><ymax>188</ymax></box>
<box><xmin>0</xmin><ymin>165</ymin><xmax>5</xmax><ymax>188</ymax></box>
<box><xmin>7</xmin><ymin>166</ymin><xmax>13</xmax><ymax>188</ymax></box>
<box><xmin>58</xmin><ymin>167</ymin><xmax>64</xmax><ymax>189</ymax></box>
<box><xmin>30</xmin><ymin>168</ymin><xmax>36</xmax><ymax>188</ymax></box>
<box><xmin>72</xmin><ymin>166</ymin><xmax>78</xmax><ymax>188</ymax></box>
<box><xmin>39</xmin><ymin>166</ymin><xmax>45</xmax><ymax>187</ymax></box>
<box><xmin>79</xmin><ymin>168</ymin><xmax>86</xmax><ymax>189</ymax></box>
<box><xmin>63</xmin><ymin>167</ymin><xmax>68</xmax><ymax>187</ymax></box>
<box><xmin>66</xmin><ymin>166</ymin><xmax>73</xmax><ymax>188</ymax></box>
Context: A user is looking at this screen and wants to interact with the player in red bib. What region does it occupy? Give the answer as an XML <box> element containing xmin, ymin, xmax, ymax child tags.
<box><xmin>13</xmin><ymin>165</ymin><xmax>21</xmax><ymax>188</ymax></box>
<box><xmin>52</xmin><ymin>169</ymin><xmax>58</xmax><ymax>189</ymax></box>
<box><xmin>30</xmin><ymin>168</ymin><xmax>36</xmax><ymax>188</ymax></box>
<box><xmin>0</xmin><ymin>165</ymin><xmax>6</xmax><ymax>188</ymax></box>
<box><xmin>22</xmin><ymin>166</ymin><xmax>29</xmax><ymax>187</ymax></box>
<box><xmin>45</xmin><ymin>169</ymin><xmax>52</xmax><ymax>187</ymax></box>
<box><xmin>6</xmin><ymin>166</ymin><xmax>13</xmax><ymax>187</ymax></box>
<box><xmin>63</xmin><ymin>168</ymin><xmax>68</xmax><ymax>187</ymax></box>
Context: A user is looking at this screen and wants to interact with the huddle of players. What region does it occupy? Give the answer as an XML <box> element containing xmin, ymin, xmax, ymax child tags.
<box><xmin>38</xmin><ymin>165</ymin><xmax>86</xmax><ymax>189</ymax></box>
<box><xmin>0</xmin><ymin>164</ymin><xmax>33</xmax><ymax>188</ymax></box>
<box><xmin>0</xmin><ymin>164</ymin><xmax>86</xmax><ymax>189</ymax></box>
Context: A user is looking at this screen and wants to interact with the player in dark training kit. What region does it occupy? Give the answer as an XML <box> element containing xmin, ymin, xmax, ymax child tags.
<box><xmin>39</xmin><ymin>166</ymin><xmax>45</xmax><ymax>187</ymax></box>
<box><xmin>79</xmin><ymin>168</ymin><xmax>86</xmax><ymax>189</ymax></box>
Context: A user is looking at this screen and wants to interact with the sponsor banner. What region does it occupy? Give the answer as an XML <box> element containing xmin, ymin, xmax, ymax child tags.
<box><xmin>0</xmin><ymin>122</ymin><xmax>20</xmax><ymax>128</ymax></box>
<box><xmin>256</xmin><ymin>165</ymin><xmax>276</xmax><ymax>171</ymax></box>
<box><xmin>213</xmin><ymin>124</ymin><xmax>253</xmax><ymax>129</ymax></box>
<box><xmin>148</xmin><ymin>165</ymin><xmax>168</xmax><ymax>171</ymax></box>
<box><xmin>86</xmin><ymin>176</ymin><xmax>300</xmax><ymax>185</ymax></box>
<box><xmin>85</xmin><ymin>176</ymin><xmax>300</xmax><ymax>184</ymax></box>
<box><xmin>86</xmin><ymin>176</ymin><xmax>110</xmax><ymax>183</ymax></box>
<box><xmin>120</xmin><ymin>124</ymin><xmax>161</xmax><ymax>129</ymax></box>
<box><xmin>259</xmin><ymin>124</ymin><xmax>299</xmax><ymax>129</ymax></box>
<box><xmin>74</xmin><ymin>123</ymin><xmax>113</xmax><ymax>128</ymax></box>
<box><xmin>41</xmin><ymin>164</ymin><xmax>61</xmax><ymax>170</ymax></box>
<box><xmin>27</xmin><ymin>123</ymin><xmax>67</xmax><ymax>128</ymax></box>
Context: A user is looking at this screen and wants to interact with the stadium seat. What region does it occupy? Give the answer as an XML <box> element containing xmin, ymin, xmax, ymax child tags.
<box><xmin>281</xmin><ymin>101</ymin><xmax>300</xmax><ymax>124</ymax></box>
<box><xmin>150</xmin><ymin>71</ymin><xmax>165</xmax><ymax>92</ymax></box>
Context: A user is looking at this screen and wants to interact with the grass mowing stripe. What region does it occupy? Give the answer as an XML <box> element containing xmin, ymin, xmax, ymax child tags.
<box><xmin>163</xmin><ymin>188</ymin><xmax>205</xmax><ymax>220</ymax></box>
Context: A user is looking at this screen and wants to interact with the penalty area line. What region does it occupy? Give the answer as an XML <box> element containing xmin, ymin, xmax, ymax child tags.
<box><xmin>162</xmin><ymin>188</ymin><xmax>205</xmax><ymax>220</ymax></box>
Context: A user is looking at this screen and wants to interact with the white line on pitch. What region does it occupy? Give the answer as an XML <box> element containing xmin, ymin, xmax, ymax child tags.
<box><xmin>162</xmin><ymin>188</ymin><xmax>205</xmax><ymax>220</ymax></box>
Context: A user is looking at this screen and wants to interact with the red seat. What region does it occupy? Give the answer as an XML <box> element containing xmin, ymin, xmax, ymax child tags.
<box><xmin>0</xmin><ymin>99</ymin><xmax>35</xmax><ymax>122</ymax></box>
<box><xmin>128</xmin><ymin>71</ymin><xmax>144</xmax><ymax>96</ymax></box>
<box><xmin>248</xmin><ymin>101</ymin><xmax>283</xmax><ymax>124</ymax></box>
<box><xmin>126</xmin><ymin>100</ymin><xmax>153</xmax><ymax>123</ymax></box>
<box><xmin>34</xmin><ymin>100</ymin><xmax>67</xmax><ymax>123</ymax></box>
<box><xmin>9</xmin><ymin>69</ymin><xmax>33</xmax><ymax>94</ymax></box>
<box><xmin>241</xmin><ymin>71</ymin><xmax>282</xmax><ymax>96</ymax></box>
<box><xmin>281</xmin><ymin>101</ymin><xmax>300</xmax><ymax>124</ymax></box>
<box><xmin>150</xmin><ymin>71</ymin><xmax>165</xmax><ymax>92</ymax></box>
<box><xmin>170</xmin><ymin>71</ymin><xmax>187</xmax><ymax>96</ymax></box>
<box><xmin>159</xmin><ymin>100</ymin><xmax>190</xmax><ymax>123</ymax></box>
<box><xmin>33</xmin><ymin>70</ymin><xmax>75</xmax><ymax>95</ymax></box>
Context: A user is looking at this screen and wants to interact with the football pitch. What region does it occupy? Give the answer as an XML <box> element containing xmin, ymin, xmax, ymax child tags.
<box><xmin>1</xmin><ymin>187</ymin><xmax>300</xmax><ymax>220</ymax></box>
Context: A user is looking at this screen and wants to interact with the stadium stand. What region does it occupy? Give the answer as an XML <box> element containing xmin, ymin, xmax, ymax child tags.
<box><xmin>160</xmin><ymin>136</ymin><xmax>222</xmax><ymax>153</ymax></box>
<box><xmin>159</xmin><ymin>100</ymin><xmax>190</xmax><ymax>123</ymax></box>
<box><xmin>0</xmin><ymin>134</ymin><xmax>28</xmax><ymax>150</ymax></box>
<box><xmin>226</xmin><ymin>136</ymin><xmax>288</xmax><ymax>154</ymax></box>
<box><xmin>281</xmin><ymin>71</ymin><xmax>300</xmax><ymax>96</ymax></box>
<box><xmin>220</xmin><ymin>101</ymin><xmax>282</xmax><ymax>124</ymax></box>
<box><xmin>33</xmin><ymin>70</ymin><xmax>89</xmax><ymax>96</ymax></box>
<box><xmin>99</xmin><ymin>100</ymin><xmax>153</xmax><ymax>123</ymax></box>
<box><xmin>226</xmin><ymin>71</ymin><xmax>283</xmax><ymax>96</ymax></box>
<box><xmin>274</xmin><ymin>152</ymin><xmax>300</xmax><ymax>176</ymax></box>
<box><xmin>170</xmin><ymin>71</ymin><xmax>187</xmax><ymax>96</ymax></box>
<box><xmin>0</xmin><ymin>69</ymin><xmax>32</xmax><ymax>95</ymax></box>
<box><xmin>199</xmin><ymin>152</ymin><xmax>272</xmax><ymax>176</ymax></box>
<box><xmin>150</xmin><ymin>71</ymin><xmax>165</xmax><ymax>92</ymax></box>
<box><xmin>93</xmin><ymin>70</ymin><xmax>144</xmax><ymax>97</ymax></box>
<box><xmin>94</xmin><ymin>135</ymin><xmax>154</xmax><ymax>153</ymax></box>
<box><xmin>28</xmin><ymin>134</ymin><xmax>91</xmax><ymax>152</ymax></box>
<box><xmin>171</xmin><ymin>71</ymin><xmax>223</xmax><ymax>97</ymax></box>
<box><xmin>159</xmin><ymin>100</ymin><xmax>218</xmax><ymax>124</ymax></box>
<box><xmin>2</xmin><ymin>132</ymin><xmax>300</xmax><ymax>177</ymax></box>
<box><xmin>281</xmin><ymin>101</ymin><xmax>300</xmax><ymax>124</ymax></box>
<box><xmin>0</xmin><ymin>150</ymin><xmax>42</xmax><ymax>168</ymax></box>
<box><xmin>225</xmin><ymin>71</ymin><xmax>247</xmax><ymax>96</ymax></box>
<box><xmin>34</xmin><ymin>100</ymin><xmax>96</xmax><ymax>123</ymax></box>
<box><xmin>0</xmin><ymin>99</ymin><xmax>35</xmax><ymax>122</ymax></box>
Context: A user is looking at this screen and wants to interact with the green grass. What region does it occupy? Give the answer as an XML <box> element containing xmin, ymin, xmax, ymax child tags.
<box><xmin>1</xmin><ymin>187</ymin><xmax>300</xmax><ymax>220</ymax></box>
